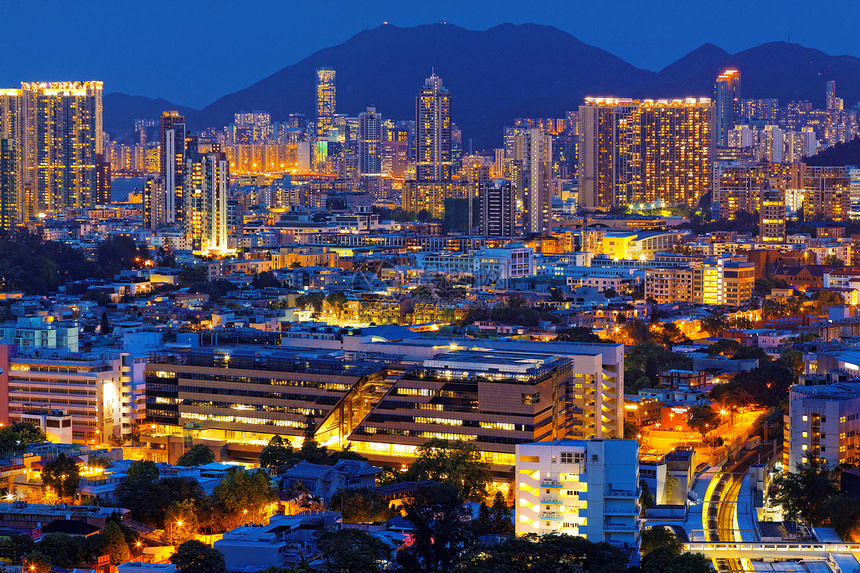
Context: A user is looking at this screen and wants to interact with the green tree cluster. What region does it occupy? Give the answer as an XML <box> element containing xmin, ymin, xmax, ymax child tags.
<box><xmin>41</xmin><ymin>453</ymin><xmax>81</xmax><ymax>499</ymax></box>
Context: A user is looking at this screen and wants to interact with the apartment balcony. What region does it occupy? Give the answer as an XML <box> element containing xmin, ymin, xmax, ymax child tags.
<box><xmin>540</xmin><ymin>511</ymin><xmax>563</xmax><ymax>521</ymax></box>
<box><xmin>603</xmin><ymin>507</ymin><xmax>637</xmax><ymax>516</ymax></box>
<box><xmin>606</xmin><ymin>487</ymin><xmax>638</xmax><ymax>498</ymax></box>
<box><xmin>602</xmin><ymin>522</ymin><xmax>636</xmax><ymax>531</ymax></box>
<box><xmin>540</xmin><ymin>498</ymin><xmax>563</xmax><ymax>505</ymax></box>
<box><xmin>541</xmin><ymin>479</ymin><xmax>563</xmax><ymax>488</ymax></box>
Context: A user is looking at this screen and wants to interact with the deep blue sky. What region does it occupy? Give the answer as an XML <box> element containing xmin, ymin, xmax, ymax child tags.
<box><xmin>6</xmin><ymin>0</ymin><xmax>860</xmax><ymax>108</ymax></box>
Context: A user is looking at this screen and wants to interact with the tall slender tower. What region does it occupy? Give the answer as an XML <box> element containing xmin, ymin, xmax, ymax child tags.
<box><xmin>185</xmin><ymin>143</ymin><xmax>229</xmax><ymax>253</ymax></box>
<box><xmin>515</xmin><ymin>128</ymin><xmax>552</xmax><ymax>236</ymax></box>
<box><xmin>159</xmin><ymin>111</ymin><xmax>186</xmax><ymax>223</ymax></box>
<box><xmin>715</xmin><ymin>69</ymin><xmax>741</xmax><ymax>147</ymax></box>
<box><xmin>358</xmin><ymin>106</ymin><xmax>382</xmax><ymax>176</ymax></box>
<box><xmin>826</xmin><ymin>81</ymin><xmax>837</xmax><ymax>110</ymax></box>
<box><xmin>0</xmin><ymin>91</ymin><xmax>20</xmax><ymax>229</ymax></box>
<box><xmin>415</xmin><ymin>73</ymin><xmax>452</xmax><ymax>182</ymax></box>
<box><xmin>316</xmin><ymin>68</ymin><xmax>336</xmax><ymax>139</ymax></box>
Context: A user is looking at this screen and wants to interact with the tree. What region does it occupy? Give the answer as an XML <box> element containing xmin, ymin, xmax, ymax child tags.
<box><xmin>687</xmin><ymin>405</ymin><xmax>719</xmax><ymax>439</ymax></box>
<box><xmin>164</xmin><ymin>500</ymin><xmax>199</xmax><ymax>546</ymax></box>
<box><xmin>326</xmin><ymin>292</ymin><xmax>348</xmax><ymax>319</ymax></box>
<box><xmin>405</xmin><ymin>438</ymin><xmax>491</xmax><ymax>502</ymax></box>
<box><xmin>23</xmin><ymin>552</ymin><xmax>52</xmax><ymax>573</ymax></box>
<box><xmin>316</xmin><ymin>528</ymin><xmax>390</xmax><ymax>573</ymax></box>
<box><xmin>210</xmin><ymin>469</ymin><xmax>275</xmax><ymax>531</ymax></box>
<box><xmin>455</xmin><ymin>533</ymin><xmax>627</xmax><ymax>573</ymax></box>
<box><xmin>489</xmin><ymin>491</ymin><xmax>514</xmax><ymax>534</ymax></box>
<box><xmin>0</xmin><ymin>422</ymin><xmax>46</xmax><ymax>452</ymax></box>
<box><xmin>640</xmin><ymin>546</ymin><xmax>714</xmax><ymax>573</ymax></box>
<box><xmin>0</xmin><ymin>534</ymin><xmax>34</xmax><ymax>563</ymax></box>
<box><xmin>327</xmin><ymin>487</ymin><xmax>394</xmax><ymax>524</ymax></box>
<box><xmin>41</xmin><ymin>453</ymin><xmax>81</xmax><ymax>499</ymax></box>
<box><xmin>396</xmin><ymin>484</ymin><xmax>477</xmax><ymax>573</ymax></box>
<box><xmin>624</xmin><ymin>421</ymin><xmax>641</xmax><ymax>439</ymax></box>
<box><xmin>555</xmin><ymin>327</ymin><xmax>602</xmax><ymax>343</ymax></box>
<box><xmin>259</xmin><ymin>435</ymin><xmax>295</xmax><ymax>474</ymax></box>
<box><xmin>823</xmin><ymin>254</ymin><xmax>845</xmax><ymax>266</ymax></box>
<box><xmin>812</xmin><ymin>289</ymin><xmax>844</xmax><ymax>314</ymax></box>
<box><xmin>640</xmin><ymin>526</ymin><xmax>684</xmax><ymax>555</ymax></box>
<box><xmin>101</xmin><ymin>521</ymin><xmax>130</xmax><ymax>565</ymax></box>
<box><xmin>654</xmin><ymin>323</ymin><xmax>685</xmax><ymax>349</ymax></box>
<box><xmin>700</xmin><ymin>313</ymin><xmax>727</xmax><ymax>337</ymax></box>
<box><xmin>170</xmin><ymin>540</ymin><xmax>226</xmax><ymax>573</ymax></box>
<box><xmin>778</xmin><ymin>348</ymin><xmax>804</xmax><ymax>377</ymax></box>
<box><xmin>821</xmin><ymin>494</ymin><xmax>860</xmax><ymax>540</ymax></box>
<box><xmin>100</xmin><ymin>311</ymin><xmax>111</xmax><ymax>334</ymax></box>
<box><xmin>34</xmin><ymin>533</ymin><xmax>90</xmax><ymax>569</ymax></box>
<box><xmin>771</xmin><ymin>462</ymin><xmax>840</xmax><ymax>525</ymax></box>
<box><xmin>126</xmin><ymin>460</ymin><xmax>159</xmax><ymax>483</ymax></box>
<box><xmin>177</xmin><ymin>444</ymin><xmax>215</xmax><ymax>467</ymax></box>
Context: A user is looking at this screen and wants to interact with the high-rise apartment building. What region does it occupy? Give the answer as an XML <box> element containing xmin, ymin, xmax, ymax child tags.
<box><xmin>0</xmin><ymin>91</ymin><xmax>18</xmax><ymax>229</ymax></box>
<box><xmin>578</xmin><ymin>97</ymin><xmax>714</xmax><ymax>209</ymax></box>
<box><xmin>316</xmin><ymin>68</ymin><xmax>336</xmax><ymax>140</ymax></box>
<box><xmin>713</xmin><ymin>162</ymin><xmax>802</xmax><ymax>220</ymax></box>
<box><xmin>185</xmin><ymin>144</ymin><xmax>229</xmax><ymax>252</ymax></box>
<box><xmin>514</xmin><ymin>128</ymin><xmax>552</xmax><ymax>235</ymax></box>
<box><xmin>480</xmin><ymin>180</ymin><xmax>515</xmax><ymax>236</ymax></box>
<box><xmin>0</xmin><ymin>82</ymin><xmax>103</xmax><ymax>219</ymax></box>
<box><xmin>358</xmin><ymin>106</ymin><xmax>382</xmax><ymax>176</ymax></box>
<box><xmin>515</xmin><ymin>439</ymin><xmax>640</xmax><ymax>546</ymax></box>
<box><xmin>759</xmin><ymin>188</ymin><xmax>787</xmax><ymax>242</ymax></box>
<box><xmin>143</xmin><ymin>175</ymin><xmax>169</xmax><ymax>229</ymax></box>
<box><xmin>826</xmin><ymin>80</ymin><xmax>837</xmax><ymax>110</ymax></box>
<box><xmin>159</xmin><ymin>111</ymin><xmax>186</xmax><ymax>223</ymax></box>
<box><xmin>715</xmin><ymin>69</ymin><xmax>741</xmax><ymax>147</ymax></box>
<box><xmin>416</xmin><ymin>73</ymin><xmax>452</xmax><ymax>182</ymax></box>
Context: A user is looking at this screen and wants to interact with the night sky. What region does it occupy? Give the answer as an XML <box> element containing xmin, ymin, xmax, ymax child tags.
<box><xmin>6</xmin><ymin>0</ymin><xmax>860</xmax><ymax>108</ymax></box>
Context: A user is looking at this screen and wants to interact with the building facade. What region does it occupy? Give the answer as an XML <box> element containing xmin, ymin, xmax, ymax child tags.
<box><xmin>515</xmin><ymin>439</ymin><xmax>639</xmax><ymax>547</ymax></box>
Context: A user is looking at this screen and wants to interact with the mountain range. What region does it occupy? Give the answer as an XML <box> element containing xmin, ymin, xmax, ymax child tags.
<box><xmin>103</xmin><ymin>23</ymin><xmax>860</xmax><ymax>149</ymax></box>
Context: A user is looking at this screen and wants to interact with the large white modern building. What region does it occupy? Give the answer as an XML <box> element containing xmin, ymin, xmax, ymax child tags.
<box><xmin>514</xmin><ymin>439</ymin><xmax>639</xmax><ymax>548</ymax></box>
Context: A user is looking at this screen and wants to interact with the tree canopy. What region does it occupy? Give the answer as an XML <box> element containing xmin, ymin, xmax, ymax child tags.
<box><xmin>177</xmin><ymin>444</ymin><xmax>216</xmax><ymax>467</ymax></box>
<box><xmin>170</xmin><ymin>540</ymin><xmax>226</xmax><ymax>573</ymax></box>
<box><xmin>403</xmin><ymin>438</ymin><xmax>491</xmax><ymax>502</ymax></box>
<box><xmin>41</xmin><ymin>453</ymin><xmax>81</xmax><ymax>499</ymax></box>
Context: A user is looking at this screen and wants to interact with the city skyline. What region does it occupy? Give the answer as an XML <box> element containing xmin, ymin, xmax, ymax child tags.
<box><xmin>5</xmin><ymin>0</ymin><xmax>860</xmax><ymax>107</ymax></box>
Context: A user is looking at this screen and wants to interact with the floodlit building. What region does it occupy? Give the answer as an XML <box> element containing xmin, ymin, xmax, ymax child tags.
<box><xmin>578</xmin><ymin>97</ymin><xmax>714</xmax><ymax>209</ymax></box>
<box><xmin>515</xmin><ymin>439</ymin><xmax>639</xmax><ymax>547</ymax></box>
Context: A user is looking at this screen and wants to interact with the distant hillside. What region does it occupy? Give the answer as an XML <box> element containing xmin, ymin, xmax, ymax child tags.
<box><xmin>187</xmin><ymin>23</ymin><xmax>654</xmax><ymax>149</ymax></box>
<box><xmin>104</xmin><ymin>24</ymin><xmax>860</xmax><ymax>149</ymax></box>
<box><xmin>805</xmin><ymin>137</ymin><xmax>860</xmax><ymax>166</ymax></box>
<box><xmin>103</xmin><ymin>93</ymin><xmax>197</xmax><ymax>134</ymax></box>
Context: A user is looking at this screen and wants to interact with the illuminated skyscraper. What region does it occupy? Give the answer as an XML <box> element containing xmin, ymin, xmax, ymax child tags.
<box><xmin>513</xmin><ymin>128</ymin><xmax>552</xmax><ymax>236</ymax></box>
<box><xmin>143</xmin><ymin>175</ymin><xmax>168</xmax><ymax>229</ymax></box>
<box><xmin>159</xmin><ymin>111</ymin><xmax>186</xmax><ymax>222</ymax></box>
<box><xmin>578</xmin><ymin>97</ymin><xmax>714</xmax><ymax>209</ymax></box>
<box><xmin>403</xmin><ymin>73</ymin><xmax>456</xmax><ymax>217</ymax></box>
<box><xmin>358</xmin><ymin>106</ymin><xmax>382</xmax><ymax>176</ymax></box>
<box><xmin>185</xmin><ymin>143</ymin><xmax>229</xmax><ymax>252</ymax></box>
<box><xmin>0</xmin><ymin>90</ymin><xmax>20</xmax><ymax>229</ymax></box>
<box><xmin>715</xmin><ymin>69</ymin><xmax>741</xmax><ymax>147</ymax></box>
<box><xmin>826</xmin><ymin>81</ymin><xmax>837</xmax><ymax>110</ymax></box>
<box><xmin>416</xmin><ymin>73</ymin><xmax>452</xmax><ymax>182</ymax></box>
<box><xmin>316</xmin><ymin>68</ymin><xmax>336</xmax><ymax>140</ymax></box>
<box><xmin>480</xmin><ymin>180</ymin><xmax>515</xmax><ymax>236</ymax></box>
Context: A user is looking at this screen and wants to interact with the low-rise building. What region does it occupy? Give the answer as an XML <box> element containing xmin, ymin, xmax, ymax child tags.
<box><xmin>514</xmin><ymin>439</ymin><xmax>639</xmax><ymax>548</ymax></box>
